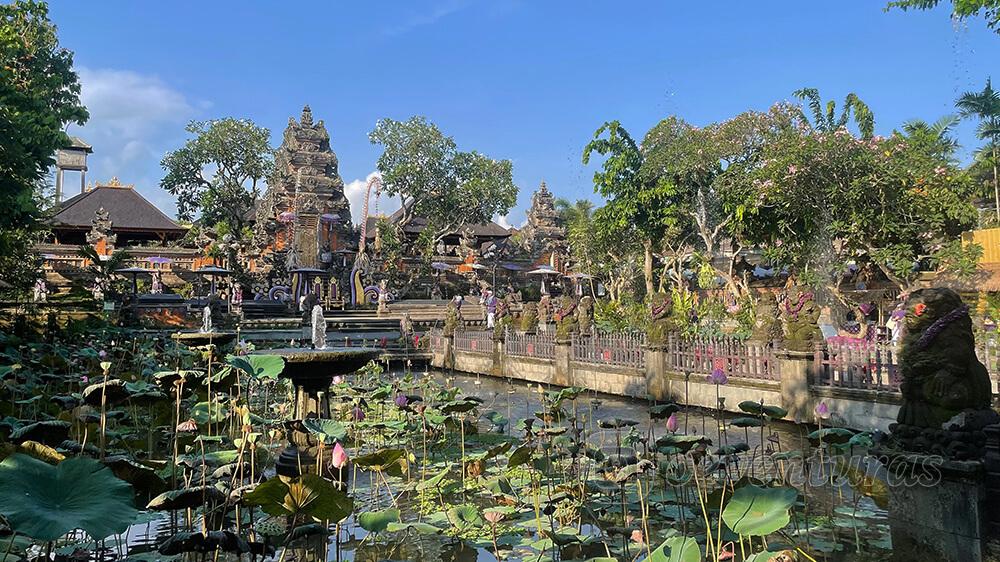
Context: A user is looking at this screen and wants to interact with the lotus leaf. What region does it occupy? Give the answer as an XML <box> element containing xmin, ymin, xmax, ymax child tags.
<box><xmin>353</xmin><ymin>448</ymin><xmax>408</xmax><ymax>477</ymax></box>
<box><xmin>721</xmin><ymin>485</ymin><xmax>797</xmax><ymax>536</ymax></box>
<box><xmin>301</xmin><ymin>418</ymin><xmax>347</xmax><ymax>444</ymax></box>
<box><xmin>0</xmin><ymin>454</ymin><xmax>137</xmax><ymax>541</ymax></box>
<box><xmin>358</xmin><ymin>508</ymin><xmax>400</xmax><ymax>533</ymax></box>
<box><xmin>730</xmin><ymin>416</ymin><xmax>766</xmax><ymax>428</ymax></box>
<box><xmin>226</xmin><ymin>354</ymin><xmax>285</xmax><ymax>380</ymax></box>
<box><xmin>446</xmin><ymin>504</ymin><xmax>485</xmax><ymax>530</ymax></box>
<box><xmin>648</xmin><ymin>535</ymin><xmax>701</xmax><ymax>562</ymax></box>
<box><xmin>243</xmin><ymin>474</ymin><xmax>353</xmax><ymax>522</ymax></box>
<box><xmin>147</xmin><ymin>485</ymin><xmax>227</xmax><ymax>510</ymax></box>
<box><xmin>10</xmin><ymin>420</ymin><xmax>70</xmax><ymax>445</ymax></box>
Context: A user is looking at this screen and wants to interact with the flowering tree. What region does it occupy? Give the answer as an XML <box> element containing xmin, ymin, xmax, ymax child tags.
<box><xmin>733</xmin><ymin>120</ymin><xmax>980</xmax><ymax>305</ymax></box>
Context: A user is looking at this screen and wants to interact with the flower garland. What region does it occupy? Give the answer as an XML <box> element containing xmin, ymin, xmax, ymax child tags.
<box><xmin>914</xmin><ymin>304</ymin><xmax>969</xmax><ymax>351</ymax></box>
<box><xmin>782</xmin><ymin>291</ymin><xmax>814</xmax><ymax>318</ymax></box>
<box><xmin>555</xmin><ymin>301</ymin><xmax>578</xmax><ymax>322</ymax></box>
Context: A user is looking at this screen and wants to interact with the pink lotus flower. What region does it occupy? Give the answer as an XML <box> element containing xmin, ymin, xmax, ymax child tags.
<box><xmin>815</xmin><ymin>401</ymin><xmax>830</xmax><ymax>420</ymax></box>
<box><xmin>630</xmin><ymin>529</ymin><xmax>644</xmax><ymax>545</ymax></box>
<box><xmin>80</xmin><ymin>375</ymin><xmax>89</xmax><ymax>384</ymax></box>
<box><xmin>176</xmin><ymin>419</ymin><xmax>198</xmax><ymax>433</ymax></box>
<box><xmin>332</xmin><ymin>375</ymin><xmax>344</xmax><ymax>385</ymax></box>
<box><xmin>331</xmin><ymin>442</ymin><xmax>349</xmax><ymax>469</ymax></box>
<box><xmin>394</xmin><ymin>394</ymin><xmax>409</xmax><ymax>408</ymax></box>
<box><xmin>352</xmin><ymin>406</ymin><xmax>365</xmax><ymax>421</ymax></box>
<box><xmin>484</xmin><ymin>511</ymin><xmax>504</xmax><ymax>525</ymax></box>
<box><xmin>666</xmin><ymin>413</ymin><xmax>679</xmax><ymax>433</ymax></box>
<box><xmin>98</xmin><ymin>350</ymin><xmax>107</xmax><ymax>359</ymax></box>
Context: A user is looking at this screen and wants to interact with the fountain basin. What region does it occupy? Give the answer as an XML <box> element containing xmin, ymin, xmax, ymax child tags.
<box><xmin>171</xmin><ymin>331</ymin><xmax>237</xmax><ymax>347</ymax></box>
<box><xmin>261</xmin><ymin>347</ymin><xmax>380</xmax><ymax>420</ymax></box>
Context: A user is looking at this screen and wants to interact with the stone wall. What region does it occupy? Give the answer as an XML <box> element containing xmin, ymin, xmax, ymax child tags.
<box><xmin>432</xmin><ymin>334</ymin><xmax>901</xmax><ymax>431</ymax></box>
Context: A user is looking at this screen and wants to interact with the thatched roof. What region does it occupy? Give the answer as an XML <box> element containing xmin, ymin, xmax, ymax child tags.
<box><xmin>51</xmin><ymin>181</ymin><xmax>185</xmax><ymax>234</ymax></box>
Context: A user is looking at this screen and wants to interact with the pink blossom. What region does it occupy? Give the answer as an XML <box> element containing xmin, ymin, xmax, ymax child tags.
<box><xmin>331</xmin><ymin>442</ymin><xmax>349</xmax><ymax>469</ymax></box>
<box><xmin>332</xmin><ymin>375</ymin><xmax>344</xmax><ymax>385</ymax></box>
<box><xmin>176</xmin><ymin>419</ymin><xmax>198</xmax><ymax>433</ymax></box>
<box><xmin>815</xmin><ymin>401</ymin><xmax>830</xmax><ymax>420</ymax></box>
<box><xmin>484</xmin><ymin>511</ymin><xmax>504</xmax><ymax>525</ymax></box>
<box><xmin>80</xmin><ymin>375</ymin><xmax>89</xmax><ymax>384</ymax></box>
<box><xmin>352</xmin><ymin>406</ymin><xmax>365</xmax><ymax>421</ymax></box>
<box><xmin>666</xmin><ymin>413</ymin><xmax>679</xmax><ymax>433</ymax></box>
<box><xmin>630</xmin><ymin>529</ymin><xmax>644</xmax><ymax>545</ymax></box>
<box><xmin>787</xmin><ymin>165</ymin><xmax>798</xmax><ymax>174</ymax></box>
<box><xmin>394</xmin><ymin>394</ymin><xmax>409</xmax><ymax>408</ymax></box>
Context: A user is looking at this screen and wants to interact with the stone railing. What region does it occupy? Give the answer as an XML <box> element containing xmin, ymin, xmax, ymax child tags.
<box><xmin>571</xmin><ymin>332</ymin><xmax>646</xmax><ymax>369</ymax></box>
<box><xmin>664</xmin><ymin>334</ymin><xmax>778</xmax><ymax>381</ymax></box>
<box><xmin>454</xmin><ymin>329</ymin><xmax>493</xmax><ymax>353</ymax></box>
<box><xmin>813</xmin><ymin>339</ymin><xmax>900</xmax><ymax>392</ymax></box>
<box><xmin>506</xmin><ymin>330</ymin><xmax>555</xmax><ymax>359</ymax></box>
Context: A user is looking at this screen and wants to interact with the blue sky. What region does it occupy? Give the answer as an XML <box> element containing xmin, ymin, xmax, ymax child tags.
<box><xmin>48</xmin><ymin>1</ymin><xmax>1000</xmax><ymax>227</ymax></box>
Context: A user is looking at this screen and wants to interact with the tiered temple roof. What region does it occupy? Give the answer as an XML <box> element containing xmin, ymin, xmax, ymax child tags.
<box><xmin>253</xmin><ymin>106</ymin><xmax>355</xmax><ymax>267</ymax></box>
<box><xmin>518</xmin><ymin>181</ymin><xmax>566</xmax><ymax>259</ymax></box>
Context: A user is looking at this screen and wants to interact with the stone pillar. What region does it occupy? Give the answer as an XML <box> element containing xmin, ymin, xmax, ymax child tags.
<box><xmin>442</xmin><ymin>334</ymin><xmax>455</xmax><ymax>371</ymax></box>
<box><xmin>554</xmin><ymin>338</ymin><xmax>572</xmax><ymax>387</ymax></box>
<box><xmin>645</xmin><ymin>345</ymin><xmax>668</xmax><ymax>401</ymax></box>
<box><xmin>882</xmin><ymin>453</ymin><xmax>989</xmax><ymax>562</ymax></box>
<box><xmin>776</xmin><ymin>346</ymin><xmax>819</xmax><ymax>422</ymax></box>
<box><xmin>492</xmin><ymin>334</ymin><xmax>503</xmax><ymax>377</ymax></box>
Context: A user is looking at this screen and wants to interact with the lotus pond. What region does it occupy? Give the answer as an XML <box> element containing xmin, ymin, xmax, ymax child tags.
<box><xmin>0</xmin><ymin>329</ymin><xmax>894</xmax><ymax>562</ymax></box>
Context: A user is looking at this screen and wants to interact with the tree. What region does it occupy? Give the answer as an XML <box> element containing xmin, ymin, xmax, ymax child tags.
<box><xmin>582</xmin><ymin>121</ymin><xmax>685</xmax><ymax>297</ymax></box>
<box><xmin>160</xmin><ymin>118</ymin><xmax>274</xmax><ymax>236</ymax></box>
<box><xmin>956</xmin><ymin>78</ymin><xmax>1000</xmax><ymax>221</ymax></box>
<box><xmin>900</xmin><ymin>115</ymin><xmax>961</xmax><ymax>159</ymax></box>
<box><xmin>0</xmin><ymin>0</ymin><xmax>88</xmax><ymax>291</ymax></box>
<box><xmin>792</xmin><ymin>88</ymin><xmax>875</xmax><ymax>139</ymax></box>
<box><xmin>369</xmin><ymin>116</ymin><xmax>517</xmax><ymax>244</ymax></box>
<box><xmin>734</xmin><ymin>117</ymin><xmax>979</xmax><ymax>306</ymax></box>
<box><xmin>886</xmin><ymin>0</ymin><xmax>1000</xmax><ymax>33</ymax></box>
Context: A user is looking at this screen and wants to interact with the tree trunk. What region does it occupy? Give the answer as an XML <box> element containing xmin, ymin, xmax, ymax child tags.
<box><xmin>643</xmin><ymin>239</ymin><xmax>655</xmax><ymax>299</ymax></box>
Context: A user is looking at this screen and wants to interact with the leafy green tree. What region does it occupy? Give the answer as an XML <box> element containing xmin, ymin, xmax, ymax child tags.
<box><xmin>900</xmin><ymin>115</ymin><xmax>961</xmax><ymax>159</ymax></box>
<box><xmin>735</xmin><ymin>119</ymin><xmax>979</xmax><ymax>304</ymax></box>
<box><xmin>160</xmin><ymin>118</ymin><xmax>274</xmax><ymax>235</ymax></box>
<box><xmin>369</xmin><ymin>116</ymin><xmax>517</xmax><ymax>244</ymax></box>
<box><xmin>0</xmin><ymin>0</ymin><xmax>88</xmax><ymax>291</ymax></box>
<box><xmin>583</xmin><ymin>121</ymin><xmax>685</xmax><ymax>297</ymax></box>
<box><xmin>793</xmin><ymin>88</ymin><xmax>875</xmax><ymax>139</ymax></box>
<box><xmin>886</xmin><ymin>0</ymin><xmax>1000</xmax><ymax>33</ymax></box>
<box><xmin>956</xmin><ymin>78</ymin><xmax>1000</xmax><ymax>221</ymax></box>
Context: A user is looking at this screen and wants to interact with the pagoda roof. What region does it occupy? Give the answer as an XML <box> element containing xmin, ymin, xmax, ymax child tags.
<box><xmin>365</xmin><ymin>208</ymin><xmax>511</xmax><ymax>239</ymax></box>
<box><xmin>51</xmin><ymin>179</ymin><xmax>186</xmax><ymax>234</ymax></box>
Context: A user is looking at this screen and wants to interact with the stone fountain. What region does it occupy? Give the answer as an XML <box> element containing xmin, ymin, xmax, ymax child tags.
<box><xmin>261</xmin><ymin>304</ymin><xmax>378</xmax><ymax>477</ymax></box>
<box><xmin>171</xmin><ymin>304</ymin><xmax>236</xmax><ymax>347</ymax></box>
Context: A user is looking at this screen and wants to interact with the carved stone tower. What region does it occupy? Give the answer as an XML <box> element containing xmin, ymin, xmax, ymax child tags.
<box><xmin>255</xmin><ymin>106</ymin><xmax>354</xmax><ymax>269</ymax></box>
<box><xmin>519</xmin><ymin>181</ymin><xmax>567</xmax><ymax>260</ymax></box>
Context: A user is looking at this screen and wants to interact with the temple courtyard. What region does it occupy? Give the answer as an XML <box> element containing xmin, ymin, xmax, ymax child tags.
<box><xmin>7</xmin><ymin>2</ymin><xmax>1000</xmax><ymax>562</ymax></box>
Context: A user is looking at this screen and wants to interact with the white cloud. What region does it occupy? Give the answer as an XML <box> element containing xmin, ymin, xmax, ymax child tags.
<box><xmin>344</xmin><ymin>172</ymin><xmax>402</xmax><ymax>225</ymax></box>
<box><xmin>382</xmin><ymin>0</ymin><xmax>471</xmax><ymax>36</ymax></box>
<box><xmin>63</xmin><ymin>67</ymin><xmax>199</xmax><ymax>214</ymax></box>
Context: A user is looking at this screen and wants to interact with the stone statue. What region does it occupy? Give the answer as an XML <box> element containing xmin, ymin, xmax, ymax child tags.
<box><xmin>750</xmin><ymin>291</ymin><xmax>780</xmax><ymax>343</ymax></box>
<box><xmin>444</xmin><ymin>299</ymin><xmax>460</xmax><ymax>337</ymax></box>
<box><xmin>150</xmin><ymin>271</ymin><xmax>163</xmax><ymax>295</ymax></box>
<box><xmin>311</xmin><ymin>304</ymin><xmax>326</xmax><ymax>349</ymax></box>
<box><xmin>576</xmin><ymin>295</ymin><xmax>594</xmax><ymax>335</ymax></box>
<box><xmin>780</xmin><ymin>285</ymin><xmax>821</xmax><ymax>352</ymax></box>
<box><xmin>520</xmin><ymin>302</ymin><xmax>539</xmax><ymax>332</ymax></box>
<box><xmin>377</xmin><ymin>279</ymin><xmax>389</xmax><ymax>314</ymax></box>
<box><xmin>32</xmin><ymin>279</ymin><xmax>48</xmax><ymax>303</ymax></box>
<box><xmin>647</xmin><ymin>292</ymin><xmax>676</xmax><ymax>346</ymax></box>
<box><xmin>538</xmin><ymin>295</ymin><xmax>551</xmax><ymax>333</ymax></box>
<box><xmin>554</xmin><ymin>295</ymin><xmax>579</xmax><ymax>339</ymax></box>
<box><xmin>891</xmin><ymin>288</ymin><xmax>996</xmax><ymax>458</ymax></box>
